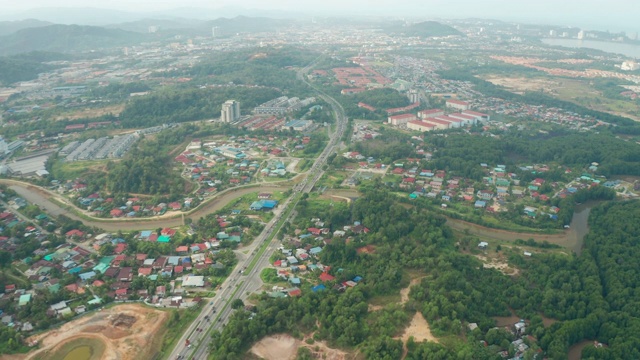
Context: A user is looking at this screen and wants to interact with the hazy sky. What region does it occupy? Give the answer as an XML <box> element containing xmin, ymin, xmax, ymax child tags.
<box><xmin>3</xmin><ymin>0</ymin><xmax>639</xmax><ymax>33</ymax></box>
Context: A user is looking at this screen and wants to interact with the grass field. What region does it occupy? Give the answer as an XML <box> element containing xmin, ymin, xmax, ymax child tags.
<box><xmin>35</xmin><ymin>337</ymin><xmax>106</xmax><ymax>360</ymax></box>
<box><xmin>50</xmin><ymin>159</ymin><xmax>109</xmax><ymax>180</ymax></box>
<box><xmin>158</xmin><ymin>307</ymin><xmax>202</xmax><ymax>359</ymax></box>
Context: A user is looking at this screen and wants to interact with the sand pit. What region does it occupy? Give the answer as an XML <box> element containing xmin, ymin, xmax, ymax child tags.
<box><xmin>19</xmin><ymin>304</ymin><xmax>168</xmax><ymax>360</ymax></box>
<box><xmin>250</xmin><ymin>334</ymin><xmax>350</xmax><ymax>360</ymax></box>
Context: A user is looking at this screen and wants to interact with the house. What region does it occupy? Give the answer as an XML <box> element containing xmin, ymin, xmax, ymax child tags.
<box><xmin>115</xmin><ymin>288</ymin><xmax>129</xmax><ymax>300</ymax></box>
<box><xmin>65</xmin><ymin>229</ymin><xmax>84</xmax><ymax>239</ymax></box>
<box><xmin>476</xmin><ymin>190</ymin><xmax>494</xmax><ymax>200</ymax></box>
<box><xmin>474</xmin><ymin>200</ymin><xmax>486</xmax><ymax>208</ymax></box>
<box><xmin>138</xmin><ymin>267</ymin><xmax>152</xmax><ymax>277</ymax></box>
<box><xmin>319</xmin><ymin>272</ymin><xmax>335</xmax><ymax>282</ymax></box>
<box><xmin>110</xmin><ymin>209</ymin><xmax>124</xmax><ymax>217</ymax></box>
<box><xmin>478</xmin><ymin>241</ymin><xmax>488</xmax><ymax>250</ymax></box>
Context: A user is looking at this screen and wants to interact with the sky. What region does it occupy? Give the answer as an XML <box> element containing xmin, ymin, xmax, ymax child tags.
<box><xmin>3</xmin><ymin>0</ymin><xmax>639</xmax><ymax>34</ymax></box>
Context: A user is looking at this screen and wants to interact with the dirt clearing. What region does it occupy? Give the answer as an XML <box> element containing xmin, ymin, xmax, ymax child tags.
<box><xmin>19</xmin><ymin>304</ymin><xmax>168</xmax><ymax>360</ymax></box>
<box><xmin>399</xmin><ymin>312</ymin><xmax>439</xmax><ymax>344</ymax></box>
<box><xmin>250</xmin><ymin>334</ymin><xmax>349</xmax><ymax>360</ymax></box>
<box><xmin>54</xmin><ymin>104</ymin><xmax>125</xmax><ymax>121</ymax></box>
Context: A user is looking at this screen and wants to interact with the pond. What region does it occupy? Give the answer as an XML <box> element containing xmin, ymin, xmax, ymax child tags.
<box><xmin>566</xmin><ymin>202</ymin><xmax>599</xmax><ymax>255</ymax></box>
<box><xmin>63</xmin><ymin>346</ymin><xmax>92</xmax><ymax>360</ymax></box>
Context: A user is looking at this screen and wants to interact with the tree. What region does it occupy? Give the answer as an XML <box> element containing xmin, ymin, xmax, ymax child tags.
<box><xmin>231</xmin><ymin>299</ymin><xmax>245</xmax><ymax>309</ymax></box>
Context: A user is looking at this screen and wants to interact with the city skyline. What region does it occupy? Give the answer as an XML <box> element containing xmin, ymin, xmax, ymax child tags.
<box><xmin>2</xmin><ymin>0</ymin><xmax>640</xmax><ymax>34</ymax></box>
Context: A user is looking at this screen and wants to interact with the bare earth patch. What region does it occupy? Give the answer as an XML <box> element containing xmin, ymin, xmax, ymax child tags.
<box><xmin>251</xmin><ymin>334</ymin><xmax>298</xmax><ymax>360</ymax></box>
<box><xmin>250</xmin><ymin>334</ymin><xmax>349</xmax><ymax>360</ymax></box>
<box><xmin>18</xmin><ymin>304</ymin><xmax>168</xmax><ymax>360</ymax></box>
<box><xmin>475</xmin><ymin>254</ymin><xmax>520</xmax><ymax>276</ymax></box>
<box><xmin>399</xmin><ymin>312</ymin><xmax>439</xmax><ymax>344</ymax></box>
<box><xmin>54</xmin><ymin>104</ymin><xmax>125</xmax><ymax>121</ymax></box>
<box><xmin>400</xmin><ymin>276</ymin><xmax>425</xmax><ymax>304</ymax></box>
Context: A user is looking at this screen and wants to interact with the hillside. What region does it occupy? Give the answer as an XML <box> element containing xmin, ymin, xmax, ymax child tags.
<box><xmin>0</xmin><ymin>24</ymin><xmax>149</xmax><ymax>55</ymax></box>
<box><xmin>0</xmin><ymin>19</ymin><xmax>52</xmax><ymax>36</ymax></box>
<box><xmin>0</xmin><ymin>52</ymin><xmax>69</xmax><ymax>85</ymax></box>
<box><xmin>385</xmin><ymin>20</ymin><xmax>463</xmax><ymax>38</ymax></box>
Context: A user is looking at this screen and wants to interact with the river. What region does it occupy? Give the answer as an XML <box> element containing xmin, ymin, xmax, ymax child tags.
<box><xmin>541</xmin><ymin>38</ymin><xmax>640</xmax><ymax>59</ymax></box>
<box><xmin>7</xmin><ymin>183</ymin><xmax>287</xmax><ymax>232</ymax></box>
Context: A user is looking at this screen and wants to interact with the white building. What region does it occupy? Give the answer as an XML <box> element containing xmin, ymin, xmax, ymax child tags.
<box><xmin>418</xmin><ymin>109</ymin><xmax>444</xmax><ymax>119</ymax></box>
<box><xmin>388</xmin><ymin>113</ymin><xmax>417</xmax><ymax>126</ymax></box>
<box><xmin>621</xmin><ymin>61</ymin><xmax>640</xmax><ymax>71</ymax></box>
<box><xmin>407</xmin><ymin>120</ymin><xmax>436</xmax><ymax>132</ymax></box>
<box><xmin>462</xmin><ymin>110</ymin><xmax>490</xmax><ymax>122</ymax></box>
<box><xmin>221</xmin><ymin>100</ymin><xmax>240</xmax><ymax>123</ymax></box>
<box><xmin>445</xmin><ymin>99</ymin><xmax>470</xmax><ymax>111</ymax></box>
<box><xmin>182</xmin><ymin>275</ymin><xmax>205</xmax><ymax>287</ymax></box>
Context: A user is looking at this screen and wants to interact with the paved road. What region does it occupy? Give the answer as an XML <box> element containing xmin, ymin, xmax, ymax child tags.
<box><xmin>169</xmin><ymin>56</ymin><xmax>350</xmax><ymax>360</ymax></box>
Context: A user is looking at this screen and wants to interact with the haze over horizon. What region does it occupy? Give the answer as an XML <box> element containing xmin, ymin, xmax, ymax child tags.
<box><xmin>2</xmin><ymin>0</ymin><xmax>639</xmax><ymax>34</ymax></box>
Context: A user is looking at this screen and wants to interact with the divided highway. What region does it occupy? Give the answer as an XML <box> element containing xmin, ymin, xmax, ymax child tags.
<box><xmin>169</xmin><ymin>58</ymin><xmax>349</xmax><ymax>360</ymax></box>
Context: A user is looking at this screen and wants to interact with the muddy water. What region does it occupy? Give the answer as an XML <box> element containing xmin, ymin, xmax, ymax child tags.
<box><xmin>566</xmin><ymin>202</ymin><xmax>598</xmax><ymax>255</ymax></box>
<box><xmin>568</xmin><ymin>340</ymin><xmax>592</xmax><ymax>360</ymax></box>
<box><xmin>63</xmin><ymin>346</ymin><xmax>92</xmax><ymax>360</ymax></box>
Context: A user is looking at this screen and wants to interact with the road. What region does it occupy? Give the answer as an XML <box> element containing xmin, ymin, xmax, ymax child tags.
<box><xmin>169</xmin><ymin>56</ymin><xmax>350</xmax><ymax>360</ymax></box>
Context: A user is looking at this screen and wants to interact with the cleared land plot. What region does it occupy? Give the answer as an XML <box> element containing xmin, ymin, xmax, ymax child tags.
<box><xmin>18</xmin><ymin>304</ymin><xmax>168</xmax><ymax>360</ymax></box>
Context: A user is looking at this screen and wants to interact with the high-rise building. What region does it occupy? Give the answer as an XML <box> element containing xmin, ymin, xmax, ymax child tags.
<box><xmin>212</xmin><ymin>27</ymin><xmax>219</xmax><ymax>37</ymax></box>
<box><xmin>578</xmin><ymin>30</ymin><xmax>585</xmax><ymax>40</ymax></box>
<box><xmin>549</xmin><ymin>30</ymin><xmax>557</xmax><ymax>37</ymax></box>
<box><xmin>221</xmin><ymin>100</ymin><xmax>240</xmax><ymax>123</ymax></box>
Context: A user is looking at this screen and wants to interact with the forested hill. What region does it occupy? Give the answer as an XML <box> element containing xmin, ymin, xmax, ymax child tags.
<box><xmin>0</xmin><ymin>24</ymin><xmax>149</xmax><ymax>55</ymax></box>
<box><xmin>0</xmin><ymin>51</ymin><xmax>68</xmax><ymax>85</ymax></box>
<box><xmin>385</xmin><ymin>21</ymin><xmax>463</xmax><ymax>38</ymax></box>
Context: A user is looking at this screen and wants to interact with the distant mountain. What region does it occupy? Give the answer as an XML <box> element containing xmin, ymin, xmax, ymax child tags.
<box><xmin>3</xmin><ymin>7</ymin><xmax>144</xmax><ymax>26</ymax></box>
<box><xmin>385</xmin><ymin>21</ymin><xmax>463</xmax><ymax>38</ymax></box>
<box><xmin>200</xmin><ymin>16</ymin><xmax>295</xmax><ymax>37</ymax></box>
<box><xmin>0</xmin><ymin>19</ymin><xmax>53</xmax><ymax>36</ymax></box>
<box><xmin>105</xmin><ymin>18</ymin><xmax>206</xmax><ymax>33</ymax></box>
<box><xmin>0</xmin><ymin>6</ymin><xmax>306</xmax><ymax>26</ymax></box>
<box><xmin>0</xmin><ymin>24</ymin><xmax>149</xmax><ymax>56</ymax></box>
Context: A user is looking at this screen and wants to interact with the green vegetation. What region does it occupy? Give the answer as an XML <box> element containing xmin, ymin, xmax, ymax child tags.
<box><xmin>175</xmin><ymin>47</ymin><xmax>317</xmax><ymax>92</ymax></box>
<box><xmin>427</xmin><ymin>131</ymin><xmax>640</xmax><ymax>178</ymax></box>
<box><xmin>119</xmin><ymin>86</ymin><xmax>281</xmax><ymax>128</ymax></box>
<box><xmin>351</xmin><ymin>128</ymin><xmax>414</xmax><ymax>164</ymax></box>
<box><xmin>0</xmin><ymin>52</ymin><xmax>59</xmax><ymax>85</ymax></box>
<box><xmin>209</xmin><ymin>187</ymin><xmax>640</xmax><ymax>359</ymax></box>
<box><xmin>104</xmin><ymin>137</ymin><xmax>185</xmax><ymax>195</ymax></box>
<box><xmin>158</xmin><ymin>307</ymin><xmax>202</xmax><ymax>358</ymax></box>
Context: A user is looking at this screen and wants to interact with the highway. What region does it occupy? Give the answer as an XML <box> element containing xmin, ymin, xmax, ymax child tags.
<box><xmin>169</xmin><ymin>56</ymin><xmax>349</xmax><ymax>360</ymax></box>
